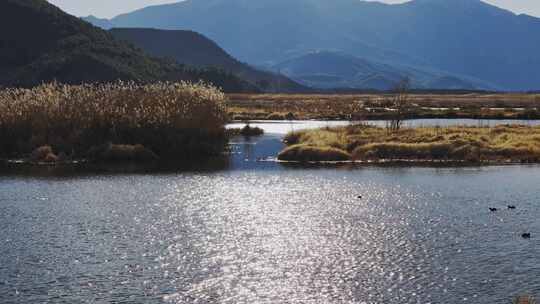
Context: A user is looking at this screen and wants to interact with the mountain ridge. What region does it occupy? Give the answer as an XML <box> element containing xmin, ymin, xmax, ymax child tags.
<box><xmin>273</xmin><ymin>50</ymin><xmax>488</xmax><ymax>90</ymax></box>
<box><xmin>84</xmin><ymin>0</ymin><xmax>540</xmax><ymax>91</ymax></box>
<box><xmin>0</xmin><ymin>0</ymin><xmax>256</xmax><ymax>92</ymax></box>
<box><xmin>109</xmin><ymin>28</ymin><xmax>307</xmax><ymax>92</ymax></box>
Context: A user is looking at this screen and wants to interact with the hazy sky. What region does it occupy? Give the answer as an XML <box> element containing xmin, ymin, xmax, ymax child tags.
<box><xmin>48</xmin><ymin>0</ymin><xmax>540</xmax><ymax>19</ymax></box>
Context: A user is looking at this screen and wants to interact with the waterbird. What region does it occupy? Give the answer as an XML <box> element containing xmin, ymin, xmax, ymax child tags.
<box><xmin>357</xmin><ymin>195</ymin><xmax>362</xmax><ymax>199</ymax></box>
<box><xmin>522</xmin><ymin>233</ymin><xmax>531</xmax><ymax>239</ymax></box>
<box><xmin>489</xmin><ymin>208</ymin><xmax>498</xmax><ymax>212</ymax></box>
<box><xmin>508</xmin><ymin>205</ymin><xmax>516</xmax><ymax>209</ymax></box>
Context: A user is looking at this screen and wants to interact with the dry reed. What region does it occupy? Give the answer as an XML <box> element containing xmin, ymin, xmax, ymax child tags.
<box><xmin>281</xmin><ymin>124</ymin><xmax>540</xmax><ymax>162</ymax></box>
<box><xmin>0</xmin><ymin>81</ymin><xmax>228</xmax><ymax>160</ymax></box>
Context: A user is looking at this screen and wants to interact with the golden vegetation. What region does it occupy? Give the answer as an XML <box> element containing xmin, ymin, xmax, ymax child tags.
<box><xmin>227</xmin><ymin>93</ymin><xmax>540</xmax><ymax>120</ymax></box>
<box><xmin>280</xmin><ymin>124</ymin><xmax>540</xmax><ymax>163</ymax></box>
<box><xmin>278</xmin><ymin>144</ymin><xmax>351</xmax><ymax>162</ymax></box>
<box><xmin>0</xmin><ymin>82</ymin><xmax>228</xmax><ymax>161</ymax></box>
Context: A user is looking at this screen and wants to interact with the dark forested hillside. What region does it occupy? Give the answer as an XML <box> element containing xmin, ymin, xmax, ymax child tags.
<box><xmin>109</xmin><ymin>28</ymin><xmax>306</xmax><ymax>92</ymax></box>
<box><xmin>0</xmin><ymin>0</ymin><xmax>255</xmax><ymax>92</ymax></box>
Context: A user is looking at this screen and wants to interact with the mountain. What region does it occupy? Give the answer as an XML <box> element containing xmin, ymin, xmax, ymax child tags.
<box><xmin>84</xmin><ymin>15</ymin><xmax>114</xmax><ymax>29</ymax></box>
<box><xmin>109</xmin><ymin>28</ymin><xmax>306</xmax><ymax>92</ymax></box>
<box><xmin>85</xmin><ymin>0</ymin><xmax>540</xmax><ymax>91</ymax></box>
<box><xmin>425</xmin><ymin>76</ymin><xmax>477</xmax><ymax>91</ymax></box>
<box><xmin>273</xmin><ymin>51</ymin><xmax>481</xmax><ymax>90</ymax></box>
<box><xmin>0</xmin><ymin>0</ymin><xmax>254</xmax><ymax>92</ymax></box>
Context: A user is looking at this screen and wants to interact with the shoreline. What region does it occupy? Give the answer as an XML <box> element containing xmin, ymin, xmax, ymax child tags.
<box><xmin>229</xmin><ymin>112</ymin><xmax>540</xmax><ymax>122</ymax></box>
<box><xmin>275</xmin><ymin>158</ymin><xmax>540</xmax><ymax>166</ymax></box>
<box><xmin>4</xmin><ymin>156</ymin><xmax>540</xmax><ymax>168</ymax></box>
<box><xmin>5</xmin><ymin>121</ymin><xmax>540</xmax><ymax>169</ymax></box>
<box><xmin>229</xmin><ymin>117</ymin><xmax>540</xmax><ymax>123</ymax></box>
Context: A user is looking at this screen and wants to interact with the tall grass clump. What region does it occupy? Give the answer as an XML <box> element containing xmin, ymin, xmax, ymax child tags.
<box><xmin>278</xmin><ymin>144</ymin><xmax>351</xmax><ymax>162</ymax></box>
<box><xmin>279</xmin><ymin>124</ymin><xmax>540</xmax><ymax>163</ymax></box>
<box><xmin>0</xmin><ymin>81</ymin><xmax>228</xmax><ymax>161</ymax></box>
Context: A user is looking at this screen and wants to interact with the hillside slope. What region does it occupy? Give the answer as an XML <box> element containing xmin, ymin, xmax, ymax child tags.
<box><xmin>273</xmin><ymin>51</ymin><xmax>482</xmax><ymax>90</ymax></box>
<box><xmin>85</xmin><ymin>0</ymin><xmax>540</xmax><ymax>91</ymax></box>
<box><xmin>0</xmin><ymin>0</ymin><xmax>254</xmax><ymax>92</ymax></box>
<box><xmin>109</xmin><ymin>28</ymin><xmax>306</xmax><ymax>92</ymax></box>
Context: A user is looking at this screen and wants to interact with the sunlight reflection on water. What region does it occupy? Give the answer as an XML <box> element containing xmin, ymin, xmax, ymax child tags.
<box><xmin>2</xmin><ymin>120</ymin><xmax>540</xmax><ymax>303</ymax></box>
<box><xmin>2</xmin><ymin>167</ymin><xmax>540</xmax><ymax>303</ymax></box>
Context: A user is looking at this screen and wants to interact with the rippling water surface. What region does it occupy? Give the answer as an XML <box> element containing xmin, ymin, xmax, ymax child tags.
<box><xmin>2</xmin><ymin>120</ymin><xmax>540</xmax><ymax>303</ymax></box>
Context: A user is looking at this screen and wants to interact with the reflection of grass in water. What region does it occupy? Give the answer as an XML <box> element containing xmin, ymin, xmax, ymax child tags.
<box><xmin>0</xmin><ymin>82</ymin><xmax>228</xmax><ymax>160</ymax></box>
<box><xmin>280</xmin><ymin>124</ymin><xmax>540</xmax><ymax>162</ymax></box>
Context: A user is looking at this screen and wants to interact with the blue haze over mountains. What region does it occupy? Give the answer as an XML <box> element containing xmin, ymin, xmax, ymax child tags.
<box><xmin>84</xmin><ymin>0</ymin><xmax>540</xmax><ymax>91</ymax></box>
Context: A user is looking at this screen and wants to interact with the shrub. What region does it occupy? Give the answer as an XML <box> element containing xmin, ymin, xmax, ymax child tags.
<box><xmin>30</xmin><ymin>146</ymin><xmax>54</xmax><ymax>161</ymax></box>
<box><xmin>227</xmin><ymin>125</ymin><xmax>265</xmax><ymax>137</ymax></box>
<box><xmin>285</xmin><ymin>112</ymin><xmax>297</xmax><ymax>120</ymax></box>
<box><xmin>240</xmin><ymin>125</ymin><xmax>264</xmax><ymax>137</ymax></box>
<box><xmin>278</xmin><ymin>144</ymin><xmax>351</xmax><ymax>162</ymax></box>
<box><xmin>30</xmin><ymin>146</ymin><xmax>58</xmax><ymax>163</ymax></box>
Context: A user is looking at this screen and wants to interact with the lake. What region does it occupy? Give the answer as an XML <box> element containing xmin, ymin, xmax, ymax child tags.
<box><xmin>1</xmin><ymin>119</ymin><xmax>540</xmax><ymax>303</ymax></box>
<box><xmin>227</xmin><ymin>118</ymin><xmax>540</xmax><ymax>135</ymax></box>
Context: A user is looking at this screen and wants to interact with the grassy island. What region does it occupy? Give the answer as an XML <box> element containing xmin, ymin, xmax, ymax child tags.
<box><xmin>0</xmin><ymin>82</ymin><xmax>228</xmax><ymax>163</ymax></box>
<box><xmin>278</xmin><ymin>124</ymin><xmax>540</xmax><ymax>163</ymax></box>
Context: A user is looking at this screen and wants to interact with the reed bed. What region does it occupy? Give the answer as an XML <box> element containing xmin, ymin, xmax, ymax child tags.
<box><xmin>280</xmin><ymin>124</ymin><xmax>540</xmax><ymax>163</ymax></box>
<box><xmin>0</xmin><ymin>81</ymin><xmax>228</xmax><ymax>161</ymax></box>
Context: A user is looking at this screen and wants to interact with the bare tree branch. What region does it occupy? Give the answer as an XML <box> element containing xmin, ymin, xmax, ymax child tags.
<box><xmin>386</xmin><ymin>77</ymin><xmax>411</xmax><ymax>132</ymax></box>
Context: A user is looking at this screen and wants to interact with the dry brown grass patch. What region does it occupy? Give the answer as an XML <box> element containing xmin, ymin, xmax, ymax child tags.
<box><xmin>281</xmin><ymin>124</ymin><xmax>540</xmax><ymax>162</ymax></box>
<box><xmin>0</xmin><ymin>81</ymin><xmax>228</xmax><ymax>161</ymax></box>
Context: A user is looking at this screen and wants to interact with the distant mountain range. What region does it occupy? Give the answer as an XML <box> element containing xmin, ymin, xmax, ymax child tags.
<box><xmin>273</xmin><ymin>51</ymin><xmax>486</xmax><ymax>90</ymax></box>
<box><xmin>109</xmin><ymin>28</ymin><xmax>306</xmax><ymax>92</ymax></box>
<box><xmin>0</xmin><ymin>0</ymin><xmax>256</xmax><ymax>92</ymax></box>
<box><xmin>83</xmin><ymin>15</ymin><xmax>115</xmax><ymax>29</ymax></box>
<box><xmin>84</xmin><ymin>0</ymin><xmax>540</xmax><ymax>91</ymax></box>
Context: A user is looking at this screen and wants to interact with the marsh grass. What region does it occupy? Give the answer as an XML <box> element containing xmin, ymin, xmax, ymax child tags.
<box><xmin>0</xmin><ymin>81</ymin><xmax>228</xmax><ymax>160</ymax></box>
<box><xmin>281</xmin><ymin>124</ymin><xmax>540</xmax><ymax>162</ymax></box>
<box><xmin>278</xmin><ymin>144</ymin><xmax>351</xmax><ymax>162</ymax></box>
<box><xmin>227</xmin><ymin>93</ymin><xmax>540</xmax><ymax>120</ymax></box>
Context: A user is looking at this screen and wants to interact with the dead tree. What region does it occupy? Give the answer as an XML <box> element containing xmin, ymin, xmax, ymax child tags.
<box><xmin>386</xmin><ymin>77</ymin><xmax>412</xmax><ymax>132</ymax></box>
